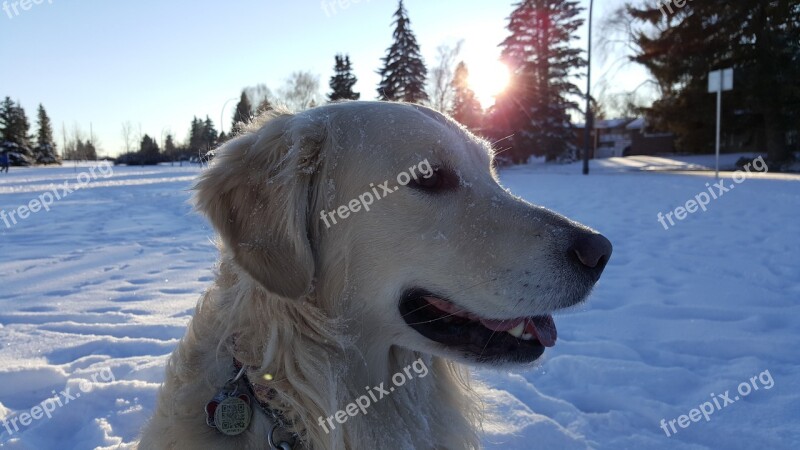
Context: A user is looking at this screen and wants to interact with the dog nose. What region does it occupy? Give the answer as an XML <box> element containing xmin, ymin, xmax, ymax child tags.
<box><xmin>569</xmin><ymin>233</ymin><xmax>612</xmax><ymax>281</ymax></box>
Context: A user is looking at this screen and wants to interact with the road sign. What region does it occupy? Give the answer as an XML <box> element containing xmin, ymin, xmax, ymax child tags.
<box><xmin>709</xmin><ymin>68</ymin><xmax>734</xmax><ymax>178</ymax></box>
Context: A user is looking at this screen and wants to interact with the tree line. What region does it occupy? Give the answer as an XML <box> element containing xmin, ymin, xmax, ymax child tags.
<box><xmin>4</xmin><ymin>0</ymin><xmax>796</xmax><ymax>166</ymax></box>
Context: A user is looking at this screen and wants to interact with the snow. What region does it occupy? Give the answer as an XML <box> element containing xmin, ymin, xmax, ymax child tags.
<box><xmin>1</xmin><ymin>156</ymin><xmax>798</xmax><ymax>449</ymax></box>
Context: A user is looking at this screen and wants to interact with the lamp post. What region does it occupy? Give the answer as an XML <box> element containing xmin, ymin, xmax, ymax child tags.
<box><xmin>220</xmin><ymin>97</ymin><xmax>239</xmax><ymax>135</ymax></box>
<box><xmin>582</xmin><ymin>0</ymin><xmax>594</xmax><ymax>175</ymax></box>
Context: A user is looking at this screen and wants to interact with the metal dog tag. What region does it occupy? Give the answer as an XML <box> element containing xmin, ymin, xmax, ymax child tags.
<box><xmin>213</xmin><ymin>395</ymin><xmax>252</xmax><ymax>436</ymax></box>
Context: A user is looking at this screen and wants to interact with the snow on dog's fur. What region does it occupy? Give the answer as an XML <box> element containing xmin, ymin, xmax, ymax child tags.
<box><xmin>139</xmin><ymin>101</ymin><xmax>610</xmax><ymax>449</ymax></box>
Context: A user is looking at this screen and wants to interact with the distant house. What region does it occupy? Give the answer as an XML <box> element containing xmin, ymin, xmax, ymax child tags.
<box><xmin>574</xmin><ymin>118</ymin><xmax>676</xmax><ymax>159</ymax></box>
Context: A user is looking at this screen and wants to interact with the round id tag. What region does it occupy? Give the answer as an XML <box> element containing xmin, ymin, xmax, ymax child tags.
<box><xmin>214</xmin><ymin>395</ymin><xmax>252</xmax><ymax>436</ymax></box>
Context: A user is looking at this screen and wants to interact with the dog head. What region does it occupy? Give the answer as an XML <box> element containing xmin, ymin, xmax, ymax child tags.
<box><xmin>196</xmin><ymin>101</ymin><xmax>611</xmax><ymax>366</ymax></box>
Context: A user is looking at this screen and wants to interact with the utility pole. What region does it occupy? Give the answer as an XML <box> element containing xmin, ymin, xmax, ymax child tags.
<box><xmin>582</xmin><ymin>0</ymin><xmax>594</xmax><ymax>175</ymax></box>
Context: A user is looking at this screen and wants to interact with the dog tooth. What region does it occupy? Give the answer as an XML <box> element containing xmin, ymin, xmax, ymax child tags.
<box><xmin>507</xmin><ymin>323</ymin><xmax>525</xmax><ymax>338</ymax></box>
<box><xmin>520</xmin><ymin>333</ymin><xmax>534</xmax><ymax>341</ymax></box>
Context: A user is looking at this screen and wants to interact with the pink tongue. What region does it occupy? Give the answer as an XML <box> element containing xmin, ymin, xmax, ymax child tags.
<box><xmin>525</xmin><ymin>316</ymin><xmax>557</xmax><ymax>347</ymax></box>
<box><xmin>424</xmin><ymin>297</ymin><xmax>558</xmax><ymax>347</ymax></box>
<box><xmin>478</xmin><ymin>317</ymin><xmax>525</xmax><ymax>332</ymax></box>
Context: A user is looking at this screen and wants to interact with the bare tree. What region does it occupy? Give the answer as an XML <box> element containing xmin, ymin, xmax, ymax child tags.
<box><xmin>121</xmin><ymin>121</ymin><xmax>134</xmax><ymax>154</ymax></box>
<box><xmin>276</xmin><ymin>71</ymin><xmax>322</xmax><ymax>111</ymax></box>
<box><xmin>245</xmin><ymin>84</ymin><xmax>274</xmax><ymax>110</ymax></box>
<box><xmin>428</xmin><ymin>40</ymin><xmax>463</xmax><ymax>112</ymax></box>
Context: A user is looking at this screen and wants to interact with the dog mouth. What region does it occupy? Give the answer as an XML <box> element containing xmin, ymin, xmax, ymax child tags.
<box><xmin>399</xmin><ymin>289</ymin><xmax>557</xmax><ymax>363</ymax></box>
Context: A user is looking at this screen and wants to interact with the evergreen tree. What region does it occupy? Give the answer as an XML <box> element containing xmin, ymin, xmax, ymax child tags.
<box><xmin>0</xmin><ymin>97</ymin><xmax>14</xmax><ymax>143</ymax></box>
<box><xmin>255</xmin><ymin>98</ymin><xmax>273</xmax><ymax>115</ymax></box>
<box><xmin>0</xmin><ymin>98</ymin><xmax>33</xmax><ymax>156</ymax></box>
<box><xmin>377</xmin><ymin>0</ymin><xmax>429</xmax><ymax>103</ymax></box>
<box><xmin>164</xmin><ymin>134</ymin><xmax>178</xmax><ymax>161</ymax></box>
<box><xmin>139</xmin><ymin>134</ymin><xmax>160</xmax><ymax>163</ymax></box>
<box><xmin>232</xmin><ymin>91</ymin><xmax>253</xmax><ymax>135</ymax></box>
<box><xmin>35</xmin><ymin>104</ymin><xmax>59</xmax><ymax>163</ymax></box>
<box><xmin>450</xmin><ymin>62</ymin><xmax>483</xmax><ymax>130</ymax></box>
<box><xmin>490</xmin><ymin>0</ymin><xmax>585</xmax><ymax>162</ymax></box>
<box><xmin>188</xmin><ymin>116</ymin><xmax>204</xmax><ymax>154</ymax></box>
<box><xmin>202</xmin><ymin>116</ymin><xmax>218</xmax><ymax>150</ymax></box>
<box><xmin>622</xmin><ymin>0</ymin><xmax>800</xmax><ymax>163</ymax></box>
<box><xmin>329</xmin><ymin>54</ymin><xmax>361</xmax><ymax>101</ymax></box>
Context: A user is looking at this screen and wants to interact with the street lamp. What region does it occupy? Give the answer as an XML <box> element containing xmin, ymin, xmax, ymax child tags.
<box><xmin>582</xmin><ymin>0</ymin><xmax>594</xmax><ymax>175</ymax></box>
<box><xmin>220</xmin><ymin>97</ymin><xmax>239</xmax><ymax>135</ymax></box>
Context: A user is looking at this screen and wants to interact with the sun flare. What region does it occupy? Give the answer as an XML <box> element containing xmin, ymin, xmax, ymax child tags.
<box><xmin>467</xmin><ymin>60</ymin><xmax>510</xmax><ymax>108</ymax></box>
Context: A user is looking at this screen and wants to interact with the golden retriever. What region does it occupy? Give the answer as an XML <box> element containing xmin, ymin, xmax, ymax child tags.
<box><xmin>139</xmin><ymin>101</ymin><xmax>612</xmax><ymax>449</ymax></box>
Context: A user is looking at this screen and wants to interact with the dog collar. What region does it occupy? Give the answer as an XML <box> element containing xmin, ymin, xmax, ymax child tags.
<box><xmin>232</xmin><ymin>357</ymin><xmax>298</xmax><ymax>449</ymax></box>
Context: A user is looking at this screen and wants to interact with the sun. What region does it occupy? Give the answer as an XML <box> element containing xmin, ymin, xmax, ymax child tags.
<box><xmin>467</xmin><ymin>60</ymin><xmax>510</xmax><ymax>108</ymax></box>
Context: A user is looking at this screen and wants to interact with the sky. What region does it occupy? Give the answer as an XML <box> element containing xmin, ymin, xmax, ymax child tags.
<box><xmin>1</xmin><ymin>0</ymin><xmax>648</xmax><ymax>157</ymax></box>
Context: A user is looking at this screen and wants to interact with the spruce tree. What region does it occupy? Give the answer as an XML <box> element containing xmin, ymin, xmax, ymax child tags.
<box><xmin>188</xmin><ymin>117</ymin><xmax>204</xmax><ymax>154</ymax></box>
<box><xmin>450</xmin><ymin>62</ymin><xmax>483</xmax><ymax>130</ymax></box>
<box><xmin>491</xmin><ymin>0</ymin><xmax>585</xmax><ymax>162</ymax></box>
<box><xmin>35</xmin><ymin>104</ymin><xmax>58</xmax><ymax>162</ymax></box>
<box><xmin>232</xmin><ymin>91</ymin><xmax>253</xmax><ymax>135</ymax></box>
<box><xmin>329</xmin><ymin>54</ymin><xmax>361</xmax><ymax>101</ymax></box>
<box><xmin>202</xmin><ymin>116</ymin><xmax>218</xmax><ymax>150</ymax></box>
<box><xmin>377</xmin><ymin>0</ymin><xmax>429</xmax><ymax>103</ymax></box>
<box><xmin>623</xmin><ymin>0</ymin><xmax>800</xmax><ymax>163</ymax></box>
<box><xmin>0</xmin><ymin>99</ymin><xmax>33</xmax><ymax>156</ymax></box>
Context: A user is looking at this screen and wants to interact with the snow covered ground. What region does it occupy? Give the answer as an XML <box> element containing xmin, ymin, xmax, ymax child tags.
<box><xmin>0</xmin><ymin>156</ymin><xmax>798</xmax><ymax>449</ymax></box>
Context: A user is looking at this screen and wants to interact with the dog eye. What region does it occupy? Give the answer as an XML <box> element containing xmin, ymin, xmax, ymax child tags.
<box><xmin>408</xmin><ymin>167</ymin><xmax>453</xmax><ymax>193</ymax></box>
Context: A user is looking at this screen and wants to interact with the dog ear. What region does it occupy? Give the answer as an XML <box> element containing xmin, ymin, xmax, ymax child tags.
<box><xmin>194</xmin><ymin>113</ymin><xmax>325</xmax><ymax>299</ymax></box>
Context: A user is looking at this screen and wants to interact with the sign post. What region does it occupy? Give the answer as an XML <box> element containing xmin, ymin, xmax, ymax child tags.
<box><xmin>708</xmin><ymin>68</ymin><xmax>734</xmax><ymax>178</ymax></box>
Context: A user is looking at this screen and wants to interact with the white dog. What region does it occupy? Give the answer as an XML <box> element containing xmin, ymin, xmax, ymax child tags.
<box><xmin>139</xmin><ymin>101</ymin><xmax>611</xmax><ymax>449</ymax></box>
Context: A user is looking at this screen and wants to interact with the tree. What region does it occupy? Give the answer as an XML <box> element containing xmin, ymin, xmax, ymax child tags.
<box><xmin>121</xmin><ymin>121</ymin><xmax>135</xmax><ymax>154</ymax></box>
<box><xmin>255</xmin><ymin>98</ymin><xmax>273</xmax><ymax>115</ymax></box>
<box><xmin>377</xmin><ymin>0</ymin><xmax>429</xmax><ymax>103</ymax></box>
<box><xmin>139</xmin><ymin>134</ymin><xmax>160</xmax><ymax>160</ymax></box>
<box><xmin>428</xmin><ymin>41</ymin><xmax>463</xmax><ymax>112</ymax></box>
<box><xmin>35</xmin><ymin>104</ymin><xmax>58</xmax><ymax>163</ymax></box>
<box><xmin>231</xmin><ymin>91</ymin><xmax>253</xmax><ymax>135</ymax></box>
<box><xmin>202</xmin><ymin>116</ymin><xmax>218</xmax><ymax>150</ymax></box>
<box><xmin>450</xmin><ymin>62</ymin><xmax>483</xmax><ymax>130</ymax></box>
<box><xmin>490</xmin><ymin>0</ymin><xmax>586</xmax><ymax>162</ymax></box>
<box><xmin>188</xmin><ymin>116</ymin><xmax>205</xmax><ymax>154</ymax></box>
<box><xmin>0</xmin><ymin>98</ymin><xmax>33</xmax><ymax>155</ymax></box>
<box><xmin>164</xmin><ymin>134</ymin><xmax>178</xmax><ymax>161</ymax></box>
<box><xmin>614</xmin><ymin>1</ymin><xmax>800</xmax><ymax>163</ymax></box>
<box><xmin>278</xmin><ymin>71</ymin><xmax>322</xmax><ymax>110</ymax></box>
<box><xmin>328</xmin><ymin>54</ymin><xmax>361</xmax><ymax>101</ymax></box>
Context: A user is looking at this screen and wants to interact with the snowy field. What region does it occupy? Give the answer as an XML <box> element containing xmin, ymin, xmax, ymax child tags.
<box><xmin>0</xmin><ymin>156</ymin><xmax>798</xmax><ymax>449</ymax></box>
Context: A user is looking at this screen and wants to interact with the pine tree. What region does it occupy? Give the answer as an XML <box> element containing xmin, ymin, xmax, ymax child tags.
<box><xmin>35</xmin><ymin>104</ymin><xmax>59</xmax><ymax>163</ymax></box>
<box><xmin>623</xmin><ymin>0</ymin><xmax>800</xmax><ymax>163</ymax></box>
<box><xmin>329</xmin><ymin>54</ymin><xmax>361</xmax><ymax>101</ymax></box>
<box><xmin>255</xmin><ymin>98</ymin><xmax>273</xmax><ymax>115</ymax></box>
<box><xmin>139</xmin><ymin>134</ymin><xmax>160</xmax><ymax>163</ymax></box>
<box><xmin>188</xmin><ymin>117</ymin><xmax>204</xmax><ymax>154</ymax></box>
<box><xmin>164</xmin><ymin>134</ymin><xmax>178</xmax><ymax>161</ymax></box>
<box><xmin>0</xmin><ymin>97</ymin><xmax>14</xmax><ymax>143</ymax></box>
<box><xmin>232</xmin><ymin>91</ymin><xmax>253</xmax><ymax>135</ymax></box>
<box><xmin>490</xmin><ymin>0</ymin><xmax>585</xmax><ymax>162</ymax></box>
<box><xmin>377</xmin><ymin>0</ymin><xmax>429</xmax><ymax>103</ymax></box>
<box><xmin>202</xmin><ymin>116</ymin><xmax>218</xmax><ymax>150</ymax></box>
<box><xmin>450</xmin><ymin>62</ymin><xmax>483</xmax><ymax>130</ymax></box>
<box><xmin>0</xmin><ymin>98</ymin><xmax>34</xmax><ymax>156</ymax></box>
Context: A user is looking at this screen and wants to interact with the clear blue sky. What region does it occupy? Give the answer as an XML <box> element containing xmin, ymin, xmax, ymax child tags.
<box><xmin>1</xmin><ymin>0</ymin><xmax>643</xmax><ymax>156</ymax></box>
